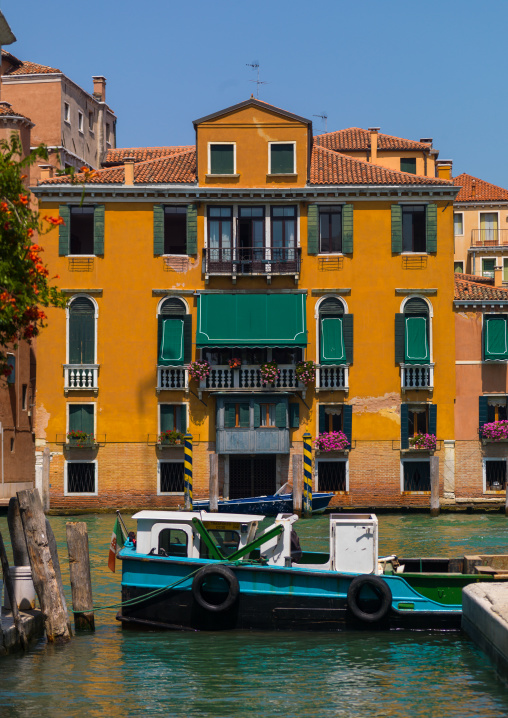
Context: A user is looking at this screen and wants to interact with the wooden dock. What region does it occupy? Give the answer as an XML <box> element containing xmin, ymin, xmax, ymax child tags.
<box><xmin>0</xmin><ymin>609</ymin><xmax>44</xmax><ymax>654</ymax></box>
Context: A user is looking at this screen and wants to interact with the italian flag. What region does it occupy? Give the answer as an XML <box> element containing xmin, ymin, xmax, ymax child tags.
<box><xmin>108</xmin><ymin>517</ymin><xmax>126</xmax><ymax>573</ymax></box>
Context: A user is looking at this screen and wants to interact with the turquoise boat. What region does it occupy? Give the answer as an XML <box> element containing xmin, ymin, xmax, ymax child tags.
<box><xmin>117</xmin><ymin>511</ymin><xmax>508</xmax><ymax>632</ymax></box>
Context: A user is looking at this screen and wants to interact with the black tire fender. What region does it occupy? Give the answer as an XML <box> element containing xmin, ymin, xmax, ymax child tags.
<box><xmin>347</xmin><ymin>575</ymin><xmax>392</xmax><ymax>624</ymax></box>
<box><xmin>192</xmin><ymin>564</ymin><xmax>240</xmax><ymax>613</ymax></box>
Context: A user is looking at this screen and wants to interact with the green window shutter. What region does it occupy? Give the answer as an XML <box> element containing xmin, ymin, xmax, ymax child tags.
<box><xmin>479</xmin><ymin>396</ymin><xmax>489</xmax><ymax>431</ymax></box>
<box><xmin>153</xmin><ymin>204</ymin><xmax>164</xmax><ymax>256</ymax></box>
<box><xmin>68</xmin><ymin>404</ymin><xmax>81</xmax><ymax>432</ymax></box>
<box><xmin>160</xmin><ymin>405</ymin><xmax>175</xmax><ymax>432</ymax></box>
<box><xmin>183</xmin><ymin>314</ymin><xmax>192</xmax><ymax>364</ymax></box>
<box><xmin>395</xmin><ymin>314</ymin><xmax>405</xmax><ymax>364</ymax></box>
<box><xmin>180</xmin><ymin>405</ymin><xmax>187</xmax><ymax>435</ymax></box>
<box><xmin>69</xmin><ymin>311</ymin><xmax>94</xmax><ymax>364</ymax></box>
<box><xmin>158</xmin><ymin>318</ymin><xmax>184</xmax><ymax>366</ymax></box>
<box><xmin>343</xmin><ymin>314</ymin><xmax>354</xmax><ymax>364</ymax></box>
<box><xmin>224</xmin><ymin>404</ymin><xmax>236</xmax><ymax>428</ymax></box>
<box><xmin>93</xmin><ymin>205</ymin><xmax>105</xmax><ymax>255</ymax></box>
<box><xmin>59</xmin><ymin>205</ymin><xmax>70</xmax><ymax>256</ymax></box>
<box><xmin>391</xmin><ymin>205</ymin><xmax>402</xmax><ymax>253</ymax></box>
<box><xmin>429</xmin><ymin>404</ymin><xmax>437</xmax><ymax>436</ymax></box>
<box><xmin>270</xmin><ymin>144</ymin><xmax>294</xmax><ymax>174</ymax></box>
<box><xmin>405</xmin><ymin>316</ymin><xmax>430</xmax><ymax>364</ymax></box>
<box><xmin>319</xmin><ymin>405</ymin><xmax>326</xmax><ymax>434</ymax></box>
<box><xmin>186</xmin><ymin>204</ymin><xmax>197</xmax><ymax>255</ymax></box>
<box><xmin>253</xmin><ymin>402</ymin><xmax>261</xmax><ymax>429</ymax></box>
<box><xmin>320</xmin><ymin>317</ymin><xmax>346</xmax><ymax>364</ymax></box>
<box><xmin>400</xmin><ymin>404</ymin><xmax>409</xmax><ymax>449</ymax></box>
<box><xmin>210</xmin><ymin>145</ymin><xmax>234</xmax><ymax>174</ymax></box>
<box><xmin>342</xmin><ymin>204</ymin><xmax>353</xmax><ymax>254</ymax></box>
<box><xmin>343</xmin><ymin>405</ymin><xmax>352</xmax><ymax>444</ymax></box>
<box><xmin>69</xmin><ymin>404</ymin><xmax>94</xmax><ymax>434</ymax></box>
<box><xmin>400</xmin><ymin>158</ymin><xmax>416</xmax><ymax>174</ymax></box>
<box><xmin>426</xmin><ymin>204</ymin><xmax>437</xmax><ymax>253</ymax></box>
<box><xmin>289</xmin><ymin>403</ymin><xmax>299</xmax><ymax>428</ymax></box>
<box><xmin>484</xmin><ymin>316</ymin><xmax>508</xmax><ymax>360</ymax></box>
<box><xmin>157</xmin><ymin>315</ymin><xmax>163</xmax><ymax>365</ymax></box>
<box><xmin>239</xmin><ymin>403</ymin><xmax>250</xmax><ymax>428</ymax></box>
<box><xmin>275</xmin><ymin>401</ymin><xmax>287</xmax><ymax>429</ymax></box>
<box><xmin>307</xmin><ymin>204</ymin><xmax>318</xmax><ymax>254</ymax></box>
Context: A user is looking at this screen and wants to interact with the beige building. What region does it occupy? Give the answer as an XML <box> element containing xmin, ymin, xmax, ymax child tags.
<box><xmin>1</xmin><ymin>49</ymin><xmax>116</xmax><ymax>184</ymax></box>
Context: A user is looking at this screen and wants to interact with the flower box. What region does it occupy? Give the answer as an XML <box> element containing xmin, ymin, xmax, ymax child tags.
<box><xmin>480</xmin><ymin>420</ymin><xmax>508</xmax><ymax>442</ymax></box>
<box><xmin>158</xmin><ymin>430</ymin><xmax>185</xmax><ymax>447</ymax></box>
<box><xmin>295</xmin><ymin>361</ymin><xmax>316</xmax><ymax>385</ymax></box>
<box><xmin>189</xmin><ymin>361</ymin><xmax>210</xmax><ymax>381</ymax></box>
<box><xmin>313</xmin><ymin>431</ymin><xmax>350</xmax><ymax>452</ymax></box>
<box><xmin>408</xmin><ymin>433</ymin><xmax>436</xmax><ymax>452</ymax></box>
<box><xmin>66</xmin><ymin>431</ymin><xmax>96</xmax><ymax>448</ymax></box>
<box><xmin>259</xmin><ymin>361</ymin><xmax>280</xmax><ymax>385</ymax></box>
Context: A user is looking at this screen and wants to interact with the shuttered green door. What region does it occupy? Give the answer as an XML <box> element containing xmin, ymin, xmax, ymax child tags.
<box><xmin>159</xmin><ymin>319</ymin><xmax>184</xmax><ymax>365</ymax></box>
<box><xmin>186</xmin><ymin>204</ymin><xmax>197</xmax><ymax>255</ymax></box>
<box><xmin>307</xmin><ymin>204</ymin><xmax>318</xmax><ymax>254</ymax></box>
<box><xmin>59</xmin><ymin>205</ymin><xmax>70</xmax><ymax>256</ymax></box>
<box><xmin>342</xmin><ymin>204</ymin><xmax>353</xmax><ymax>254</ymax></box>
<box><xmin>93</xmin><ymin>205</ymin><xmax>105</xmax><ymax>255</ymax></box>
<box><xmin>69</xmin><ymin>404</ymin><xmax>94</xmax><ymax>433</ymax></box>
<box><xmin>69</xmin><ymin>304</ymin><xmax>94</xmax><ymax>364</ymax></box>
<box><xmin>479</xmin><ymin>396</ymin><xmax>489</xmax><ymax>432</ymax></box>
<box><xmin>426</xmin><ymin>204</ymin><xmax>437</xmax><ymax>253</ymax></box>
<box><xmin>484</xmin><ymin>317</ymin><xmax>508</xmax><ymax>360</ymax></box>
<box><xmin>153</xmin><ymin>205</ymin><xmax>164</xmax><ymax>256</ymax></box>
<box><xmin>395</xmin><ymin>314</ymin><xmax>405</xmax><ymax>363</ymax></box>
<box><xmin>391</xmin><ymin>205</ymin><xmax>402</xmax><ymax>253</ymax></box>
<box><xmin>343</xmin><ymin>405</ymin><xmax>352</xmax><ymax>444</ymax></box>
<box><xmin>405</xmin><ymin>316</ymin><xmax>430</xmax><ymax>363</ymax></box>
<box><xmin>320</xmin><ymin>317</ymin><xmax>346</xmax><ymax>364</ymax></box>
<box><xmin>400</xmin><ymin>404</ymin><xmax>409</xmax><ymax>449</ymax></box>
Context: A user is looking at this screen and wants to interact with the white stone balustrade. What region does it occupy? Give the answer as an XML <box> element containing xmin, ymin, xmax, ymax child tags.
<box><xmin>316</xmin><ymin>365</ymin><xmax>348</xmax><ymax>391</ymax></box>
<box><xmin>64</xmin><ymin>364</ymin><xmax>99</xmax><ymax>392</ymax></box>
<box><xmin>157</xmin><ymin>366</ymin><xmax>189</xmax><ymax>391</ymax></box>
<box><xmin>200</xmin><ymin>364</ymin><xmax>304</xmax><ymax>391</ymax></box>
<box><xmin>401</xmin><ymin>363</ymin><xmax>434</xmax><ymax>390</ymax></box>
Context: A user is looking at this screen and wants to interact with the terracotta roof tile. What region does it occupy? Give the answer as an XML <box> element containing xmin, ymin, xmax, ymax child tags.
<box><xmin>454</xmin><ymin>274</ymin><xmax>508</xmax><ymax>301</ymax></box>
<box><xmin>103</xmin><ymin>145</ymin><xmax>194</xmax><ymax>167</ymax></box>
<box><xmin>4</xmin><ymin>58</ymin><xmax>60</xmax><ymax>75</ymax></box>
<box><xmin>40</xmin><ymin>148</ymin><xmax>196</xmax><ymax>185</ymax></box>
<box><xmin>310</xmin><ymin>145</ymin><xmax>453</xmax><ymax>186</ymax></box>
<box><xmin>453</xmin><ymin>173</ymin><xmax>508</xmax><ymax>203</ymax></box>
<box><xmin>315</xmin><ymin>127</ymin><xmax>432</xmax><ymax>152</ymax></box>
<box><xmin>0</xmin><ymin>102</ymin><xmax>31</xmax><ymax>121</ymax></box>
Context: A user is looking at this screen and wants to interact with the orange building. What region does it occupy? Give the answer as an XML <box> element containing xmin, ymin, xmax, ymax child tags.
<box><xmin>33</xmin><ymin>97</ymin><xmax>458</xmax><ymax>510</ymax></box>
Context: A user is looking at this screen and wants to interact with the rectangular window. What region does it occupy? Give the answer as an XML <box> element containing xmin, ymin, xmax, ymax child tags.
<box><xmin>209</xmin><ymin>144</ymin><xmax>235</xmax><ymax>175</ymax></box>
<box><xmin>504</xmin><ymin>258</ymin><xmax>508</xmax><ymax>283</ymax></box>
<box><xmin>271</xmin><ymin>206</ymin><xmax>296</xmax><ymax>263</ymax></box>
<box><xmin>208</xmin><ymin>206</ymin><xmax>233</xmax><ymax>263</ymax></box>
<box><xmin>164</xmin><ymin>206</ymin><xmax>187</xmax><ymax>255</ymax></box>
<box><xmin>22</xmin><ymin>384</ymin><xmax>28</xmax><ymax>411</ymax></box>
<box><xmin>454</xmin><ymin>213</ymin><xmax>464</xmax><ymax>236</ymax></box>
<box><xmin>158</xmin><ymin>528</ymin><xmax>188</xmax><ymax>557</ymax></box>
<box><xmin>484</xmin><ymin>459</ymin><xmax>506</xmax><ymax>491</ymax></box>
<box><xmin>159</xmin><ymin>318</ymin><xmax>184</xmax><ymax>365</ymax></box>
<box><xmin>484</xmin><ymin>315</ymin><xmax>508</xmax><ymax>360</ymax></box>
<box><xmin>78</xmin><ymin>112</ymin><xmax>83</xmax><ymax>132</ymax></box>
<box><xmin>319</xmin><ymin>206</ymin><xmax>342</xmax><ymax>253</ymax></box>
<box><xmin>402</xmin><ymin>205</ymin><xmax>426</xmax><ymax>252</ymax></box>
<box><xmin>480</xmin><ymin>212</ymin><xmax>499</xmax><ymax>244</ymax></box>
<box><xmin>487</xmin><ymin>398</ymin><xmax>508</xmax><ymax>423</ymax></box>
<box><xmin>407</xmin><ymin>406</ymin><xmax>428</xmax><ymax>436</ymax></box>
<box><xmin>482</xmin><ymin>258</ymin><xmax>496</xmax><ymax>278</ymax></box>
<box><xmin>66</xmin><ymin>461</ymin><xmax>97</xmax><ymax>494</ymax></box>
<box><xmin>400</xmin><ymin>158</ymin><xmax>416</xmax><ymax>174</ymax></box>
<box><xmin>64</xmin><ymin>102</ymin><xmax>70</xmax><ymax>123</ymax></box>
<box><xmin>270</xmin><ymin>143</ymin><xmax>295</xmax><ymax>174</ymax></box>
<box><xmin>224</xmin><ymin>403</ymin><xmax>250</xmax><ymax>428</ymax></box>
<box><xmin>68</xmin><ymin>404</ymin><xmax>94</xmax><ymax>434</ymax></box>
<box><xmin>402</xmin><ymin>460</ymin><xmax>431</xmax><ymax>492</ymax></box>
<box><xmin>200</xmin><ymin>529</ymin><xmax>241</xmax><ymax>559</ymax></box>
<box><xmin>405</xmin><ymin>316</ymin><xmax>430</xmax><ymax>363</ymax></box>
<box><xmin>70</xmin><ymin>206</ymin><xmax>94</xmax><ymax>255</ymax></box>
<box><xmin>88</xmin><ymin>111</ymin><xmax>94</xmax><ymax>131</ymax></box>
<box><xmin>159</xmin><ymin>461</ymin><xmax>185</xmax><ymax>494</ymax></box>
<box><xmin>160</xmin><ymin>404</ymin><xmax>187</xmax><ymax>433</ymax></box>
<box><xmin>317</xmin><ymin>460</ymin><xmax>347</xmax><ymax>492</ymax></box>
<box><xmin>320</xmin><ymin>317</ymin><xmax>346</xmax><ymax>364</ymax></box>
<box><xmin>320</xmin><ymin>405</ymin><xmax>343</xmax><ymax>433</ymax></box>
<box><xmin>106</xmin><ymin>123</ymin><xmax>111</xmax><ymax>143</ymax></box>
<box><xmin>238</xmin><ymin>207</ymin><xmax>265</xmax><ymax>262</ymax></box>
<box><xmin>259</xmin><ymin>403</ymin><xmax>276</xmax><ymax>427</ymax></box>
<box><xmin>454</xmin><ymin>261</ymin><xmax>464</xmax><ymax>273</ymax></box>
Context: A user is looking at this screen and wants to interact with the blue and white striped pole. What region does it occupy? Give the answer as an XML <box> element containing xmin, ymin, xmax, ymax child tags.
<box><xmin>303</xmin><ymin>432</ymin><xmax>313</xmax><ymax>517</ymax></box>
<box><xmin>184</xmin><ymin>433</ymin><xmax>193</xmax><ymax>510</ymax></box>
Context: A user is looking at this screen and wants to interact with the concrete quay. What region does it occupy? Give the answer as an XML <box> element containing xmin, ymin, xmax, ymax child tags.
<box><xmin>0</xmin><ymin>609</ymin><xmax>45</xmax><ymax>655</ymax></box>
<box><xmin>462</xmin><ymin>584</ymin><xmax>508</xmax><ymax>678</ymax></box>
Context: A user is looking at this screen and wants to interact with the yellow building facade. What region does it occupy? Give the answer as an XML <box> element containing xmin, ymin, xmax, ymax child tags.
<box><xmin>34</xmin><ymin>98</ymin><xmax>458</xmax><ymax>509</ymax></box>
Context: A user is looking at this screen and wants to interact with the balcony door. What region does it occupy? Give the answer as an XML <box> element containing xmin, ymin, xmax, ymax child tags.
<box><xmin>208</xmin><ymin>207</ymin><xmax>232</xmax><ymax>267</ymax></box>
<box><xmin>271</xmin><ymin>206</ymin><xmax>296</xmax><ymax>264</ymax></box>
<box><xmin>238</xmin><ymin>207</ymin><xmax>265</xmax><ymax>269</ymax></box>
<box><xmin>480</xmin><ymin>212</ymin><xmax>498</xmax><ymax>245</ymax></box>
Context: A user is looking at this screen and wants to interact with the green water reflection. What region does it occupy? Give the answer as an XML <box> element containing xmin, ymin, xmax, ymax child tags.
<box><xmin>0</xmin><ymin>512</ymin><xmax>508</xmax><ymax>717</ymax></box>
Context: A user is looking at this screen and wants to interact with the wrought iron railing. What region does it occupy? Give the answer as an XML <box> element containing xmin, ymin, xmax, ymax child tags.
<box><xmin>64</xmin><ymin>364</ymin><xmax>99</xmax><ymax>391</ymax></box>
<box><xmin>157</xmin><ymin>366</ymin><xmax>189</xmax><ymax>391</ymax></box>
<box><xmin>471</xmin><ymin>229</ymin><xmax>508</xmax><ymax>247</ymax></box>
<box><xmin>316</xmin><ymin>365</ymin><xmax>348</xmax><ymax>390</ymax></box>
<box><xmin>204</xmin><ymin>246</ymin><xmax>301</xmax><ymax>275</ymax></box>
<box><xmin>400</xmin><ymin>363</ymin><xmax>434</xmax><ymax>390</ymax></box>
<box><xmin>200</xmin><ymin>364</ymin><xmax>304</xmax><ymax>391</ymax></box>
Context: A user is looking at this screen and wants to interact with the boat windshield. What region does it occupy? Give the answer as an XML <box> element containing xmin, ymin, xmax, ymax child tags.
<box><xmin>200</xmin><ymin>529</ymin><xmax>241</xmax><ymax>559</ymax></box>
<box><xmin>158</xmin><ymin>528</ymin><xmax>188</xmax><ymax>558</ymax></box>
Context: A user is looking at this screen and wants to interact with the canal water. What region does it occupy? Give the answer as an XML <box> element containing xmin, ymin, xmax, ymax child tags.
<box><xmin>1</xmin><ymin>512</ymin><xmax>508</xmax><ymax>717</ymax></box>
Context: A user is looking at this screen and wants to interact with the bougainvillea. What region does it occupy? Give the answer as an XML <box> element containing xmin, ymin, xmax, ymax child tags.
<box><xmin>408</xmin><ymin>433</ymin><xmax>437</xmax><ymax>450</ymax></box>
<box><xmin>313</xmin><ymin>431</ymin><xmax>350</xmax><ymax>452</ymax></box>
<box><xmin>259</xmin><ymin>361</ymin><xmax>280</xmax><ymax>385</ymax></box>
<box><xmin>0</xmin><ymin>136</ymin><xmax>66</xmax><ymax>377</ymax></box>
<box><xmin>295</xmin><ymin>361</ymin><xmax>316</xmax><ymax>385</ymax></box>
<box><xmin>188</xmin><ymin>360</ymin><xmax>210</xmax><ymax>381</ymax></box>
<box><xmin>481</xmin><ymin>420</ymin><xmax>508</xmax><ymax>441</ymax></box>
<box><xmin>228</xmin><ymin>357</ymin><xmax>242</xmax><ymax>369</ymax></box>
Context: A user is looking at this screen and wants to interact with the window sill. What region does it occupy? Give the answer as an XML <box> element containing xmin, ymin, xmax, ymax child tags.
<box><xmin>401</xmin><ymin>252</ymin><xmax>429</xmax><ymax>256</ymax></box>
<box><xmin>205</xmin><ymin>174</ymin><xmax>240</xmax><ymax>179</ymax></box>
<box><xmin>162</xmin><ymin>253</ymin><xmax>189</xmax><ymax>258</ymax></box>
<box><xmin>157</xmin><ymin>492</ymin><xmax>185</xmax><ymax>496</ymax></box>
<box><xmin>401</xmin><ymin>491</ymin><xmax>431</xmax><ymax>496</ymax></box>
<box><xmin>484</xmin><ymin>490</ymin><xmax>506</xmax><ymax>495</ymax></box>
<box><xmin>317</xmin><ymin>253</ymin><xmax>344</xmax><ymax>257</ymax></box>
<box><xmin>67</xmin><ymin>254</ymin><xmax>96</xmax><ymax>258</ymax></box>
<box><xmin>266</xmin><ymin>173</ymin><xmax>297</xmax><ymax>179</ymax></box>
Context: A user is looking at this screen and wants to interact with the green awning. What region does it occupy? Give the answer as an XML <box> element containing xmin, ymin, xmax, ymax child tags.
<box><xmin>196</xmin><ymin>293</ymin><xmax>307</xmax><ymax>347</ymax></box>
<box><xmin>159</xmin><ymin>318</ymin><xmax>184</xmax><ymax>365</ymax></box>
<box><xmin>485</xmin><ymin>317</ymin><xmax>508</xmax><ymax>360</ymax></box>
<box><xmin>405</xmin><ymin>316</ymin><xmax>429</xmax><ymax>364</ymax></box>
<box><xmin>320</xmin><ymin>317</ymin><xmax>345</xmax><ymax>364</ymax></box>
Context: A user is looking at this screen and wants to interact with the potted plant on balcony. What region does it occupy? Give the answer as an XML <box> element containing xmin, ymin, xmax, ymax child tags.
<box><xmin>481</xmin><ymin>420</ymin><xmax>508</xmax><ymax>443</ymax></box>
<box><xmin>313</xmin><ymin>431</ymin><xmax>350</xmax><ymax>453</ymax></box>
<box><xmin>158</xmin><ymin>429</ymin><xmax>186</xmax><ymax>446</ymax></box>
<box><xmin>296</xmin><ymin>360</ymin><xmax>316</xmax><ymax>385</ymax></box>
<box><xmin>188</xmin><ymin>360</ymin><xmax>210</xmax><ymax>382</ymax></box>
<box><xmin>67</xmin><ymin>430</ymin><xmax>95</xmax><ymax>448</ymax></box>
<box><xmin>228</xmin><ymin>357</ymin><xmax>242</xmax><ymax>369</ymax></box>
<box><xmin>408</xmin><ymin>433</ymin><xmax>437</xmax><ymax>452</ymax></box>
<box><xmin>259</xmin><ymin>361</ymin><xmax>280</xmax><ymax>385</ymax></box>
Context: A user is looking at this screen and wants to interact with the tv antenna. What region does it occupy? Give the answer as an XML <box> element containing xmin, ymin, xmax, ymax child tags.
<box><xmin>246</xmin><ymin>62</ymin><xmax>268</xmax><ymax>99</ymax></box>
<box><xmin>313</xmin><ymin>112</ymin><xmax>328</xmax><ymax>132</ymax></box>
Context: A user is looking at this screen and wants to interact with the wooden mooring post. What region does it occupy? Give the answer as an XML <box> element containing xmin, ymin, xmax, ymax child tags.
<box><xmin>430</xmin><ymin>456</ymin><xmax>440</xmax><ymax>517</ymax></box>
<box><xmin>292</xmin><ymin>454</ymin><xmax>303</xmax><ymax>518</ymax></box>
<box><xmin>209</xmin><ymin>454</ymin><xmax>219</xmax><ymax>513</ymax></box>
<box><xmin>66</xmin><ymin>522</ymin><xmax>95</xmax><ymax>632</ymax></box>
<box><xmin>0</xmin><ymin>532</ymin><xmax>28</xmax><ymax>651</ymax></box>
<box><xmin>7</xmin><ymin>497</ymin><xmax>29</xmax><ymax>566</ymax></box>
<box><xmin>17</xmin><ymin>488</ymin><xmax>71</xmax><ymax>643</ymax></box>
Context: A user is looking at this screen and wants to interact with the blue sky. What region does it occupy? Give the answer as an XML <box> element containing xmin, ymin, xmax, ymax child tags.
<box><xmin>4</xmin><ymin>1</ymin><xmax>508</xmax><ymax>186</ymax></box>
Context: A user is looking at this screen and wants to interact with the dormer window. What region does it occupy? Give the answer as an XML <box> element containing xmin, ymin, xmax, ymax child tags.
<box><xmin>209</xmin><ymin>143</ymin><xmax>235</xmax><ymax>175</ymax></box>
<box><xmin>269</xmin><ymin>142</ymin><xmax>295</xmax><ymax>175</ymax></box>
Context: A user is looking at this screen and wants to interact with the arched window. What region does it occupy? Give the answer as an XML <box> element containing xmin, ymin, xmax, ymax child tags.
<box><xmin>396</xmin><ymin>297</ymin><xmax>430</xmax><ymax>365</ymax></box>
<box><xmin>157</xmin><ymin>298</ymin><xmax>191</xmax><ymax>366</ymax></box>
<box><xmin>68</xmin><ymin>296</ymin><xmax>95</xmax><ymax>364</ymax></box>
<box><xmin>318</xmin><ymin>297</ymin><xmax>353</xmax><ymax>365</ymax></box>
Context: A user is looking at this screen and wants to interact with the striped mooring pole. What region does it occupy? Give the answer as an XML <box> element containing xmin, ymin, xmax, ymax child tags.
<box><xmin>184</xmin><ymin>433</ymin><xmax>193</xmax><ymax>510</ymax></box>
<box><xmin>303</xmin><ymin>432</ymin><xmax>313</xmax><ymax>517</ymax></box>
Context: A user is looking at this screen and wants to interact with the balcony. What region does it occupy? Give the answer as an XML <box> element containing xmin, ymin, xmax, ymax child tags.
<box><xmin>471</xmin><ymin>229</ymin><xmax>508</xmax><ymax>248</ymax></box>
<box><xmin>401</xmin><ymin>363</ymin><xmax>434</xmax><ymax>391</ymax></box>
<box><xmin>316</xmin><ymin>365</ymin><xmax>349</xmax><ymax>391</ymax></box>
<box><xmin>200</xmin><ymin>365</ymin><xmax>304</xmax><ymax>392</ymax></box>
<box><xmin>203</xmin><ymin>246</ymin><xmax>301</xmax><ymax>282</ymax></box>
<box><xmin>157</xmin><ymin>366</ymin><xmax>189</xmax><ymax>392</ymax></box>
<box><xmin>64</xmin><ymin>364</ymin><xmax>99</xmax><ymax>394</ymax></box>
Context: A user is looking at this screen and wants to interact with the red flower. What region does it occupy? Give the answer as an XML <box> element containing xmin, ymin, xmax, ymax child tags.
<box><xmin>18</xmin><ymin>194</ymin><xmax>28</xmax><ymax>205</ymax></box>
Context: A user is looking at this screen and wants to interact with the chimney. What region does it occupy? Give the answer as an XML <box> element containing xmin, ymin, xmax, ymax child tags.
<box><xmin>419</xmin><ymin>138</ymin><xmax>433</xmax><ymax>146</ymax></box>
<box><xmin>123</xmin><ymin>157</ymin><xmax>135</xmax><ymax>186</ymax></box>
<box><xmin>92</xmin><ymin>76</ymin><xmax>106</xmax><ymax>102</ymax></box>
<box><xmin>38</xmin><ymin>164</ymin><xmax>54</xmax><ymax>182</ymax></box>
<box><xmin>495</xmin><ymin>265</ymin><xmax>503</xmax><ymax>287</ymax></box>
<box><xmin>471</xmin><ymin>179</ymin><xmax>476</xmax><ymax>199</ymax></box>
<box><xmin>435</xmin><ymin>159</ymin><xmax>453</xmax><ymax>180</ymax></box>
<box><xmin>368</xmin><ymin>127</ymin><xmax>380</xmax><ymax>164</ymax></box>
